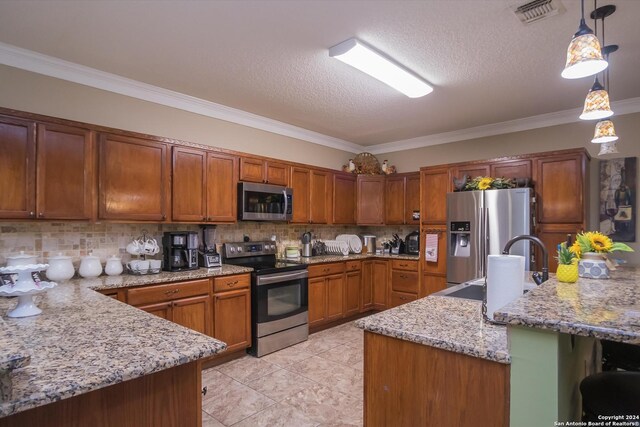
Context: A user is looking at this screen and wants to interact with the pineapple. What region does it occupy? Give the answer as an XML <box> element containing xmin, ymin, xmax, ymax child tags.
<box><xmin>556</xmin><ymin>244</ymin><xmax>578</xmax><ymax>283</ymax></box>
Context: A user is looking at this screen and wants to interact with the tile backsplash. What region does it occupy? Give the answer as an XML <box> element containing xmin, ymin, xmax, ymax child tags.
<box><xmin>0</xmin><ymin>222</ymin><xmax>419</xmax><ymax>264</ymax></box>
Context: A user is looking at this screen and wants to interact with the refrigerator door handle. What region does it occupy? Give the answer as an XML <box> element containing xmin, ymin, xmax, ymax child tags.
<box><xmin>483</xmin><ymin>207</ymin><xmax>489</xmax><ymax>277</ymax></box>
<box><xmin>478</xmin><ymin>207</ymin><xmax>484</xmax><ymax>278</ymax></box>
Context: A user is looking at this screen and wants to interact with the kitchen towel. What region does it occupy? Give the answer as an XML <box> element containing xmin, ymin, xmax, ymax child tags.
<box><xmin>486</xmin><ymin>255</ymin><xmax>525</xmax><ymax>321</ymax></box>
<box><xmin>425</xmin><ymin>234</ymin><xmax>438</xmax><ymax>262</ymax></box>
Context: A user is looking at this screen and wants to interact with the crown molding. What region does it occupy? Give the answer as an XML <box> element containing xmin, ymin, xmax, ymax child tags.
<box><xmin>2</xmin><ymin>42</ymin><xmax>639</xmax><ymax>157</ymax></box>
<box><xmin>0</xmin><ymin>42</ymin><xmax>364</xmax><ymax>154</ymax></box>
<box><xmin>368</xmin><ymin>97</ymin><xmax>640</xmax><ymax>155</ymax></box>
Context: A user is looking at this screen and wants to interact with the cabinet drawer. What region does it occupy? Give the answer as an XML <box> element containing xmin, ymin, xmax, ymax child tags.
<box><xmin>390</xmin><ymin>291</ymin><xmax>418</xmax><ymax>307</ymax></box>
<box><xmin>391</xmin><ymin>270</ymin><xmax>419</xmax><ymax>293</ymax></box>
<box><xmin>391</xmin><ymin>259</ymin><xmax>418</xmax><ymax>271</ymax></box>
<box><xmin>345</xmin><ymin>260</ymin><xmax>362</xmax><ymax>272</ymax></box>
<box><xmin>308</xmin><ymin>262</ymin><xmax>345</xmax><ymax>278</ymax></box>
<box><xmin>128</xmin><ymin>279</ymin><xmax>210</xmax><ymax>306</ymax></box>
<box><xmin>213</xmin><ymin>274</ymin><xmax>250</xmax><ymax>293</ymax></box>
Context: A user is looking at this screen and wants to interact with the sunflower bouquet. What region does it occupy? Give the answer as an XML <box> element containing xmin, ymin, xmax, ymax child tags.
<box><xmin>569</xmin><ymin>231</ymin><xmax>633</xmax><ymax>259</ymax></box>
<box><xmin>464</xmin><ymin>176</ymin><xmax>515</xmax><ymax>191</ymax></box>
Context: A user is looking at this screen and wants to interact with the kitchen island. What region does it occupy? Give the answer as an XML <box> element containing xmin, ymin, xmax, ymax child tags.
<box><xmin>0</xmin><ymin>266</ymin><xmax>251</xmax><ymax>426</ymax></box>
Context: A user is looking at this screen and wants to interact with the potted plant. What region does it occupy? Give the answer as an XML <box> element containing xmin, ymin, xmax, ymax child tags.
<box><xmin>570</xmin><ymin>231</ymin><xmax>633</xmax><ymax>279</ymax></box>
<box><xmin>556</xmin><ymin>244</ymin><xmax>578</xmax><ymax>283</ymax></box>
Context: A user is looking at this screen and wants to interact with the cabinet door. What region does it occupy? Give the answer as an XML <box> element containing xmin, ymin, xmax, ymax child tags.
<box><xmin>344</xmin><ymin>269</ymin><xmax>361</xmax><ymax>317</ymax></box>
<box><xmin>421</xmin><ymin>167</ymin><xmax>448</xmax><ymax>224</ymax></box>
<box><xmin>422</xmin><ymin>227</ymin><xmax>447</xmax><ymax>275</ymax></box>
<box><xmin>536</xmin><ymin>154</ymin><xmax>586</xmax><ymax>224</ymax></box>
<box><xmin>207</xmin><ymin>152</ymin><xmax>238</xmax><ymax>222</ymax></box>
<box><xmin>361</xmin><ymin>260</ymin><xmax>374</xmax><ymax>312</ymax></box>
<box><xmin>389</xmin><ymin>291</ymin><xmax>418</xmax><ymax>308</ymax></box>
<box><xmin>0</xmin><ymin>116</ymin><xmax>36</xmax><ymax>219</ymax></box>
<box><xmin>239</xmin><ymin>157</ymin><xmax>265</xmax><ymax>183</ymax></box>
<box><xmin>405</xmin><ymin>173</ymin><xmax>421</xmax><ymax>225</ymax></box>
<box><xmin>172</xmin><ymin>294</ymin><xmax>212</xmax><ymax>336</ymax></box>
<box><xmin>490</xmin><ymin>160</ymin><xmax>532</xmax><ymax>180</ymax></box>
<box><xmin>536</xmin><ymin>224</ymin><xmax>584</xmax><ymax>273</ymax></box>
<box><xmin>333</xmin><ymin>173</ymin><xmax>356</xmax><ymax>224</ymax></box>
<box><xmin>137</xmin><ymin>301</ymin><xmax>172</xmax><ymax>320</ymax></box>
<box><xmin>172</xmin><ymin>146</ymin><xmax>207</xmax><ymax>222</ymax></box>
<box><xmin>372</xmin><ymin>260</ymin><xmax>388</xmax><ymax>310</ymax></box>
<box><xmin>98</xmin><ymin>134</ymin><xmax>169</xmax><ymax>221</ymax></box>
<box><xmin>421</xmin><ymin>273</ymin><xmax>447</xmax><ymax>297</ymax></box>
<box><xmin>451</xmin><ymin>164</ymin><xmax>490</xmax><ymax>180</ymax></box>
<box><xmin>290</xmin><ymin>167</ymin><xmax>310</xmax><ymax>223</ymax></box>
<box><xmin>357</xmin><ymin>175</ymin><xmax>385</xmax><ymax>225</ymax></box>
<box><xmin>310</xmin><ymin>169</ymin><xmax>330</xmax><ymax>224</ymax></box>
<box><xmin>36</xmin><ymin>123</ymin><xmax>94</xmax><ymax>220</ymax></box>
<box><xmin>385</xmin><ymin>176</ymin><xmax>405</xmax><ymax>225</ymax></box>
<box><xmin>265</xmin><ymin>161</ymin><xmax>289</xmax><ymax>186</ymax></box>
<box><xmin>326</xmin><ymin>273</ymin><xmax>344</xmax><ymax>322</ymax></box>
<box><xmin>308</xmin><ymin>277</ymin><xmax>327</xmax><ymax>327</ymax></box>
<box><xmin>214</xmin><ymin>289</ymin><xmax>251</xmax><ymax>352</ymax></box>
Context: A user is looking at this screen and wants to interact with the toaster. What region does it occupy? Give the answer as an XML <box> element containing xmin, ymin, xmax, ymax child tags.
<box><xmin>405</xmin><ymin>231</ymin><xmax>420</xmax><ymax>255</ymax></box>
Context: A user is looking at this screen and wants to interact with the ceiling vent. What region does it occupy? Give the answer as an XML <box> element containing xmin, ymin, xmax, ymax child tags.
<box><xmin>512</xmin><ymin>0</ymin><xmax>565</xmax><ymax>24</ymax></box>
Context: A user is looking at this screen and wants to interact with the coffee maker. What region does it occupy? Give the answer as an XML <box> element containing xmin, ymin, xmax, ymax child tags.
<box><xmin>198</xmin><ymin>225</ymin><xmax>221</xmax><ymax>268</ymax></box>
<box><xmin>163</xmin><ymin>231</ymin><xmax>199</xmax><ymax>271</ymax></box>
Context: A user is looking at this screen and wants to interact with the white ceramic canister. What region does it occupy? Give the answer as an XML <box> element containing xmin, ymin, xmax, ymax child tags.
<box><xmin>104</xmin><ymin>255</ymin><xmax>123</xmax><ymax>276</ymax></box>
<box><xmin>46</xmin><ymin>252</ymin><xmax>75</xmax><ymax>282</ymax></box>
<box><xmin>79</xmin><ymin>253</ymin><xmax>103</xmax><ymax>278</ymax></box>
<box><xmin>6</xmin><ymin>251</ymin><xmax>38</xmax><ymax>267</ymax></box>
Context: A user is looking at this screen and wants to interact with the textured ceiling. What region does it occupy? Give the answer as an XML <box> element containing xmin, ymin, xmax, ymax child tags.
<box><xmin>0</xmin><ymin>0</ymin><xmax>639</xmax><ymax>146</ymax></box>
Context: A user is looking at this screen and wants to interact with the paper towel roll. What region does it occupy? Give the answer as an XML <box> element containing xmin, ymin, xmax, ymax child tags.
<box><xmin>486</xmin><ymin>255</ymin><xmax>525</xmax><ymax>320</ymax></box>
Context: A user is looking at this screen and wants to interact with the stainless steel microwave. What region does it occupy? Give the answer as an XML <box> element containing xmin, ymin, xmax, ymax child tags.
<box><xmin>238</xmin><ymin>182</ymin><xmax>293</xmax><ymax>221</ymax></box>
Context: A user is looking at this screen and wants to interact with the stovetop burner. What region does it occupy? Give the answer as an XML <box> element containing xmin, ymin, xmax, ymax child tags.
<box><xmin>222</xmin><ymin>241</ymin><xmax>307</xmax><ymax>275</ymax></box>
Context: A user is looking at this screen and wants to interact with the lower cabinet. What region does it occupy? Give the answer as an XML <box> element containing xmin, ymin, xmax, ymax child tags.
<box><xmin>389</xmin><ymin>260</ymin><xmax>419</xmax><ymax>308</ymax></box>
<box><xmin>213</xmin><ymin>288</ymin><xmax>251</xmax><ymax>353</ymax></box>
<box><xmin>308</xmin><ymin>262</ymin><xmax>346</xmax><ymax>328</ymax></box>
<box><xmin>344</xmin><ymin>261</ymin><xmax>362</xmax><ymax>317</ymax></box>
<box><xmin>372</xmin><ymin>260</ymin><xmax>388</xmax><ymax>310</ymax></box>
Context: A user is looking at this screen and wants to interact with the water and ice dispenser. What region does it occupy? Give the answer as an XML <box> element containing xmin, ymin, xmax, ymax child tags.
<box><xmin>450</xmin><ymin>221</ymin><xmax>471</xmax><ymax>258</ymax></box>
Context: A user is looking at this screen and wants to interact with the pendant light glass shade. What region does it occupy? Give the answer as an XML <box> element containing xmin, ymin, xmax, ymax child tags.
<box><xmin>562</xmin><ymin>21</ymin><xmax>608</xmax><ymax>79</ymax></box>
<box><xmin>592</xmin><ymin>120</ymin><xmax>618</xmax><ymax>143</ymax></box>
<box><xmin>579</xmin><ymin>78</ymin><xmax>613</xmax><ymax>120</ymax></box>
<box><xmin>598</xmin><ymin>140</ymin><xmax>618</xmax><ymax>156</ymax></box>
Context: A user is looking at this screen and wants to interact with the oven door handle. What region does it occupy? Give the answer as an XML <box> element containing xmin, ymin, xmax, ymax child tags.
<box><xmin>256</xmin><ymin>270</ymin><xmax>308</xmax><ymax>286</ymax></box>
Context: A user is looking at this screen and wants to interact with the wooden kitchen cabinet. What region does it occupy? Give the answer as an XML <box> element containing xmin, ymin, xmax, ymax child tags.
<box><xmin>173</xmin><ymin>295</ymin><xmax>212</xmax><ymax>336</ymax></box>
<box><xmin>405</xmin><ymin>173</ymin><xmax>420</xmax><ymax>224</ymax></box>
<box><xmin>325</xmin><ymin>274</ymin><xmax>345</xmax><ymax>322</ymax></box>
<box><xmin>98</xmin><ymin>133</ymin><xmax>170</xmax><ymax>221</ymax></box>
<box><xmin>420</xmin><ymin>167</ymin><xmax>449</xmax><ymax>224</ymax></box>
<box><xmin>213</xmin><ymin>288</ymin><xmax>251</xmax><ymax>352</ymax></box>
<box><xmin>357</xmin><ymin>175</ymin><xmax>385</xmax><ymax>225</ymax></box>
<box><xmin>0</xmin><ymin>117</ymin><xmax>94</xmax><ymax>220</ymax></box>
<box><xmin>172</xmin><ymin>148</ymin><xmax>238</xmax><ymax>223</ymax></box>
<box><xmin>361</xmin><ymin>260</ymin><xmax>374</xmax><ymax>312</ymax></box>
<box><xmin>308</xmin><ymin>262</ymin><xmax>345</xmax><ymax>328</ymax></box>
<box><xmin>490</xmin><ymin>159</ymin><xmax>532</xmax><ymax>180</ymax></box>
<box><xmin>308</xmin><ymin>276</ymin><xmax>327</xmax><ymax>328</ymax></box>
<box><xmin>536</xmin><ymin>152</ymin><xmax>587</xmax><ymax>224</ymax></box>
<box><xmin>372</xmin><ymin>260</ymin><xmax>388</xmax><ymax>310</ymax></box>
<box><xmin>310</xmin><ymin>169</ymin><xmax>331</xmax><ymax>224</ymax></box>
<box><xmin>137</xmin><ymin>301</ymin><xmax>172</xmax><ymax>320</ymax></box>
<box><xmin>332</xmin><ymin>172</ymin><xmax>356</xmax><ymax>224</ymax></box>
<box><xmin>450</xmin><ymin>163</ymin><xmax>490</xmax><ymax>181</ymax></box>
<box><xmin>290</xmin><ymin>166</ymin><xmax>310</xmax><ymax>223</ymax></box>
<box><xmin>389</xmin><ymin>259</ymin><xmax>418</xmax><ymax>308</ymax></box>
<box><xmin>239</xmin><ymin>156</ymin><xmax>289</xmax><ymax>185</ymax></box>
<box><xmin>344</xmin><ymin>262</ymin><xmax>362</xmax><ymax>317</ymax></box>
<box><xmin>385</xmin><ymin>175</ymin><xmax>405</xmax><ymax>225</ymax></box>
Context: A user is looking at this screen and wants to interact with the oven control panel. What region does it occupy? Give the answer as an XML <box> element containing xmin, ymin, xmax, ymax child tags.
<box><xmin>223</xmin><ymin>241</ymin><xmax>277</xmax><ymax>258</ymax></box>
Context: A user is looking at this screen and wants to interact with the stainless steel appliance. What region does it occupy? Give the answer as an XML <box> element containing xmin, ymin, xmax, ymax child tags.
<box><xmin>360</xmin><ymin>235</ymin><xmax>377</xmax><ymax>254</ymax></box>
<box><xmin>446</xmin><ymin>188</ymin><xmax>533</xmax><ymax>285</ymax></box>
<box><xmin>238</xmin><ymin>182</ymin><xmax>293</xmax><ymax>221</ymax></box>
<box><xmin>405</xmin><ymin>231</ymin><xmax>420</xmax><ymax>255</ymax></box>
<box><xmin>198</xmin><ymin>226</ymin><xmax>221</xmax><ymax>268</ymax></box>
<box><xmin>162</xmin><ymin>231</ymin><xmax>199</xmax><ymax>271</ymax></box>
<box><xmin>223</xmin><ymin>241</ymin><xmax>308</xmax><ymax>357</ymax></box>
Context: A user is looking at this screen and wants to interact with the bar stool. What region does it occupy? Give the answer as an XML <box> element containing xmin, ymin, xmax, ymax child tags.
<box><xmin>580</xmin><ymin>371</ymin><xmax>640</xmax><ymax>421</ymax></box>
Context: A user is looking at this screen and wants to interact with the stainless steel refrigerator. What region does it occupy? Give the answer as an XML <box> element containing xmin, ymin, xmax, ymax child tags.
<box><xmin>446</xmin><ymin>188</ymin><xmax>532</xmax><ymax>285</ymax></box>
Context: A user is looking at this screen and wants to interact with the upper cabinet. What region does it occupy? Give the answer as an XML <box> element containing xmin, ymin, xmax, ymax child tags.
<box><xmin>450</xmin><ymin>163</ymin><xmax>490</xmax><ymax>181</ymax></box>
<box><xmin>405</xmin><ymin>173</ymin><xmax>420</xmax><ymax>225</ymax></box>
<box><xmin>332</xmin><ymin>172</ymin><xmax>356</xmax><ymax>224</ymax></box>
<box><xmin>0</xmin><ymin>117</ymin><xmax>94</xmax><ymax>220</ymax></box>
<box><xmin>420</xmin><ymin>167</ymin><xmax>449</xmax><ymax>224</ymax></box>
<box><xmin>310</xmin><ymin>169</ymin><xmax>331</xmax><ymax>224</ymax></box>
<box><xmin>290</xmin><ymin>166</ymin><xmax>310</xmax><ymax>223</ymax></box>
<box><xmin>490</xmin><ymin>159</ymin><xmax>532</xmax><ymax>180</ymax></box>
<box><xmin>385</xmin><ymin>172</ymin><xmax>420</xmax><ymax>225</ymax></box>
<box><xmin>171</xmin><ymin>148</ymin><xmax>238</xmax><ymax>223</ymax></box>
<box><xmin>98</xmin><ymin>133</ymin><xmax>170</xmax><ymax>221</ymax></box>
<box><xmin>0</xmin><ymin>116</ymin><xmax>36</xmax><ymax>219</ymax></box>
<box><xmin>357</xmin><ymin>175</ymin><xmax>385</xmax><ymax>225</ymax></box>
<box><xmin>239</xmin><ymin>156</ymin><xmax>289</xmax><ymax>186</ymax></box>
<box><xmin>536</xmin><ymin>152</ymin><xmax>587</xmax><ymax>224</ymax></box>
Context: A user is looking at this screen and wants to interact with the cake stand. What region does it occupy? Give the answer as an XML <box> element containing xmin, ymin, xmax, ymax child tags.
<box><xmin>0</xmin><ymin>263</ymin><xmax>57</xmax><ymax>318</ymax></box>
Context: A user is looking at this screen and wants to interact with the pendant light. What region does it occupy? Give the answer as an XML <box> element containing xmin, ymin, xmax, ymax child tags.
<box><xmin>580</xmin><ymin>77</ymin><xmax>613</xmax><ymax>120</ymax></box>
<box><xmin>562</xmin><ymin>0</ymin><xmax>608</xmax><ymax>79</ymax></box>
<box><xmin>598</xmin><ymin>140</ymin><xmax>618</xmax><ymax>155</ymax></box>
<box><xmin>592</xmin><ymin>119</ymin><xmax>618</xmax><ymax>143</ymax></box>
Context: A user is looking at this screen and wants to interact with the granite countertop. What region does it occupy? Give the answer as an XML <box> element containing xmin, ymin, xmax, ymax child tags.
<box><xmin>495</xmin><ymin>267</ymin><xmax>640</xmax><ymax>344</ymax></box>
<box><xmin>68</xmin><ymin>264</ymin><xmax>253</xmax><ymax>291</ymax></box>
<box><xmin>0</xmin><ymin>271</ymin><xmax>238</xmax><ymax>417</ymax></box>
<box><xmin>285</xmin><ymin>253</ymin><xmax>420</xmax><ymax>264</ymax></box>
<box><xmin>356</xmin><ymin>296</ymin><xmax>510</xmax><ymax>364</ymax></box>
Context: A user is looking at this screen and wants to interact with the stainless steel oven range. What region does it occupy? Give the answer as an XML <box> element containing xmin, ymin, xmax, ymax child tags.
<box><xmin>222</xmin><ymin>241</ymin><xmax>308</xmax><ymax>357</ymax></box>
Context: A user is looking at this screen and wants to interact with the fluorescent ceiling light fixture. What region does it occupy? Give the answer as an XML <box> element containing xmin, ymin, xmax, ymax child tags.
<box><xmin>329</xmin><ymin>38</ymin><xmax>433</xmax><ymax>98</ymax></box>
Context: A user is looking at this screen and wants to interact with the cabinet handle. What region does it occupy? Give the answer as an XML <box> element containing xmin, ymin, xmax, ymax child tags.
<box><xmin>29</xmin><ymin>211</ymin><xmax>35</xmax><ymax>217</ymax></box>
<box><xmin>400</xmin><ymin>274</ymin><xmax>407</xmax><ymax>279</ymax></box>
<box><xmin>164</xmin><ymin>289</ymin><xmax>179</xmax><ymax>295</ymax></box>
<box><xmin>203</xmin><ymin>216</ymin><xmax>207</xmax><ymax>221</ymax></box>
<box><xmin>227</xmin><ymin>280</ymin><xmax>239</xmax><ymax>287</ymax></box>
<box><xmin>38</xmin><ymin>212</ymin><xmax>44</xmax><ymax>218</ymax></box>
<box><xmin>399</xmin><ymin>263</ymin><xmax>408</xmax><ymax>267</ymax></box>
<box><xmin>400</xmin><ymin>296</ymin><xmax>408</xmax><ymax>301</ymax></box>
<box><xmin>202</xmin><ymin>386</ymin><xmax>208</xmax><ymax>396</ymax></box>
<box><xmin>161</xmin><ymin>214</ymin><xmax>166</xmax><ymax>220</ymax></box>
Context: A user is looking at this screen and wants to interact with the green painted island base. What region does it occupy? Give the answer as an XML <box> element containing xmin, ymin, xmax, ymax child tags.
<box><xmin>509</xmin><ymin>325</ymin><xmax>599</xmax><ymax>427</ymax></box>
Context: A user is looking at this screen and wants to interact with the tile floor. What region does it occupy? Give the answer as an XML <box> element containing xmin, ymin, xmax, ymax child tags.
<box><xmin>201</xmin><ymin>321</ymin><xmax>365</xmax><ymax>426</ymax></box>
